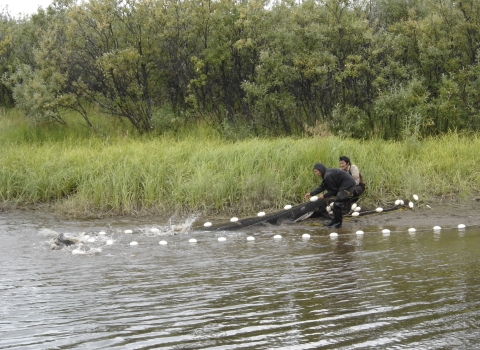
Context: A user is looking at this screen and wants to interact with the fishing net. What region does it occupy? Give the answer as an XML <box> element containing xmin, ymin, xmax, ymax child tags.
<box><xmin>203</xmin><ymin>198</ymin><xmax>331</xmax><ymax>231</ymax></box>
<box><xmin>202</xmin><ymin>197</ymin><xmax>408</xmax><ymax>232</ymax></box>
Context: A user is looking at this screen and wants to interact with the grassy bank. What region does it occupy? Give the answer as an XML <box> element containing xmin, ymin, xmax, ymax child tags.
<box><xmin>1</xmin><ymin>113</ymin><xmax>479</xmax><ymax>218</ymax></box>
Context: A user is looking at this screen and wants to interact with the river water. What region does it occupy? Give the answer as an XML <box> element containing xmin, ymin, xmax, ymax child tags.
<box><xmin>1</xmin><ymin>211</ymin><xmax>479</xmax><ymax>349</ymax></box>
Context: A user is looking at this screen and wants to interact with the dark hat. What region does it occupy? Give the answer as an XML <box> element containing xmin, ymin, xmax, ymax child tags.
<box><xmin>313</xmin><ymin>162</ymin><xmax>327</xmax><ymax>176</ymax></box>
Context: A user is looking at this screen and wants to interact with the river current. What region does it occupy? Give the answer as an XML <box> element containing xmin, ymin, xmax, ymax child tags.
<box><xmin>1</xmin><ymin>211</ymin><xmax>479</xmax><ymax>349</ymax></box>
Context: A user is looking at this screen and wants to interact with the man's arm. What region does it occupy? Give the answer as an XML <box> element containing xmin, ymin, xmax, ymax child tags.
<box><xmin>350</xmin><ymin>165</ymin><xmax>360</xmax><ymax>185</ymax></box>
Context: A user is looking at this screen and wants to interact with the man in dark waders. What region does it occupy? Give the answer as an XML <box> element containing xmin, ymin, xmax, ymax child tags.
<box><xmin>304</xmin><ymin>163</ymin><xmax>355</xmax><ymax>228</ymax></box>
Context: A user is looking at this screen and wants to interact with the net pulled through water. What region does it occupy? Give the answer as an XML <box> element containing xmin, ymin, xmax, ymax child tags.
<box><xmin>201</xmin><ymin>198</ymin><xmax>408</xmax><ymax>232</ymax></box>
<box><xmin>202</xmin><ymin>198</ymin><xmax>330</xmax><ymax>231</ymax></box>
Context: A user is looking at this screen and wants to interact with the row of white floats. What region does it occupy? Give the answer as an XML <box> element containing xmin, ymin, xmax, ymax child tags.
<box><xmin>204</xmin><ymin>194</ymin><xmax>421</xmax><ymax>227</ymax></box>
<box><xmin>348</xmin><ymin>223</ymin><xmax>466</xmax><ymax>237</ymax></box>
<box><xmin>129</xmin><ymin>194</ymin><xmax>466</xmax><ymax>245</ymax></box>
<box><xmin>125</xmin><ymin>224</ymin><xmax>468</xmax><ymax>246</ymax></box>
<box><xmin>71</xmin><ymin>224</ymin><xmax>468</xmax><ymax>254</ymax></box>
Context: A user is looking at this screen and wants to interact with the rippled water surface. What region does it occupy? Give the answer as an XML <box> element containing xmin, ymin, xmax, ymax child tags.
<box><xmin>1</xmin><ymin>211</ymin><xmax>480</xmax><ymax>349</ymax></box>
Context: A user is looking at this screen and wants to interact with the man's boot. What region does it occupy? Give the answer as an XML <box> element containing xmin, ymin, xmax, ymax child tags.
<box><xmin>323</xmin><ymin>218</ymin><xmax>335</xmax><ymax>227</ymax></box>
<box><xmin>324</xmin><ymin>206</ymin><xmax>341</xmax><ymax>227</ymax></box>
<box><xmin>331</xmin><ymin>206</ymin><xmax>343</xmax><ymax>228</ymax></box>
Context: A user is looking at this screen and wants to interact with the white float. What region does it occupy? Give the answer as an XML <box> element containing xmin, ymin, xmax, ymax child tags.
<box><xmin>354</xmin><ymin>207</ymin><xmax>361</xmax><ymax>212</ymax></box>
<box><xmin>352</xmin><ymin>212</ymin><xmax>360</xmax><ymax>217</ymax></box>
<box><xmin>413</xmin><ymin>194</ymin><xmax>419</xmax><ymax>201</ymax></box>
<box><xmin>98</xmin><ymin>231</ymin><xmax>106</xmax><ymax>235</ymax></box>
<box><xmin>150</xmin><ymin>228</ymin><xmax>160</xmax><ymax>234</ymax></box>
<box><xmin>257</xmin><ymin>212</ymin><xmax>266</xmax><ymax>217</ymax></box>
<box><xmin>204</xmin><ymin>222</ymin><xmax>212</xmax><ymax>227</ymax></box>
<box><xmin>330</xmin><ymin>232</ymin><xmax>338</xmax><ymax>238</ymax></box>
<box><xmin>310</xmin><ymin>195</ymin><xmax>319</xmax><ymax>202</ymax></box>
<box><xmin>302</xmin><ymin>233</ymin><xmax>311</xmax><ymax>239</ymax></box>
<box><xmin>230</xmin><ymin>217</ymin><xmax>239</xmax><ymax>222</ymax></box>
<box><xmin>409</xmin><ymin>202</ymin><xmax>414</xmax><ymax>208</ymax></box>
<box><xmin>382</xmin><ymin>229</ymin><xmax>390</xmax><ymax>235</ymax></box>
<box><xmin>356</xmin><ymin>230</ymin><xmax>364</xmax><ymax>235</ymax></box>
<box><xmin>351</xmin><ymin>203</ymin><xmax>357</xmax><ymax>210</ymax></box>
<box><xmin>87</xmin><ymin>237</ymin><xmax>96</xmax><ymax>243</ymax></box>
<box><xmin>273</xmin><ymin>234</ymin><xmax>282</xmax><ymax>239</ymax></box>
<box><xmin>106</xmin><ymin>240</ymin><xmax>113</xmax><ymax>245</ymax></box>
<box><xmin>376</xmin><ymin>207</ymin><xmax>383</xmax><ymax>213</ymax></box>
<box><xmin>189</xmin><ymin>238</ymin><xmax>197</xmax><ymax>243</ymax></box>
<box><xmin>218</xmin><ymin>237</ymin><xmax>226</xmax><ymax>242</ymax></box>
<box><xmin>159</xmin><ymin>240</ymin><xmax>168</xmax><ymax>245</ymax></box>
<box><xmin>408</xmin><ymin>228</ymin><xmax>416</xmax><ymax>233</ymax></box>
<box><xmin>125</xmin><ymin>229</ymin><xmax>133</xmax><ymax>234</ymax></box>
<box><xmin>284</xmin><ymin>205</ymin><xmax>292</xmax><ymax>210</ymax></box>
<box><xmin>399</xmin><ymin>200</ymin><xmax>404</xmax><ymax>205</ymax></box>
<box><xmin>395</xmin><ymin>199</ymin><xmax>401</xmax><ymax>206</ymax></box>
<box><xmin>433</xmin><ymin>226</ymin><xmax>441</xmax><ymax>231</ymax></box>
<box><xmin>247</xmin><ymin>236</ymin><xmax>255</xmax><ymax>241</ymax></box>
<box><xmin>130</xmin><ymin>241</ymin><xmax>138</xmax><ymax>246</ymax></box>
<box><xmin>458</xmin><ymin>224</ymin><xmax>466</xmax><ymax>229</ymax></box>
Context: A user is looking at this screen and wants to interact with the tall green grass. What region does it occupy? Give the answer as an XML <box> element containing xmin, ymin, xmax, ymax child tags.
<box><xmin>1</xmin><ymin>111</ymin><xmax>479</xmax><ymax>217</ymax></box>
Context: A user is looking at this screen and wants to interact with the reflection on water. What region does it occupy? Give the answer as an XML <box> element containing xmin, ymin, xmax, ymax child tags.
<box><xmin>1</xmin><ymin>212</ymin><xmax>480</xmax><ymax>349</ymax></box>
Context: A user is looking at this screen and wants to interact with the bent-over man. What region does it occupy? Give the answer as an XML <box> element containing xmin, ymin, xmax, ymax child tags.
<box><xmin>304</xmin><ymin>162</ymin><xmax>355</xmax><ymax>228</ymax></box>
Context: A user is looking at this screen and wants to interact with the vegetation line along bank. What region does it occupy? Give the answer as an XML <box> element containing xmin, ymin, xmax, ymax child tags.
<box><xmin>1</xmin><ymin>131</ymin><xmax>478</xmax><ymax>217</ymax></box>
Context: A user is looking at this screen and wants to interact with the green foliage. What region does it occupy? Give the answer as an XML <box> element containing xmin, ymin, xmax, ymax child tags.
<box><xmin>4</xmin><ymin>64</ymin><xmax>67</xmax><ymax>125</ymax></box>
<box><xmin>2</xmin><ymin>0</ymin><xmax>480</xmax><ymax>139</ymax></box>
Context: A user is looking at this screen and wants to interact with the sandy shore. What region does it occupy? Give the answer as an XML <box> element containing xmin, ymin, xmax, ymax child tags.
<box><xmin>2</xmin><ymin>197</ymin><xmax>479</xmax><ymax>231</ymax></box>
<box><xmin>336</xmin><ymin>199</ymin><xmax>480</xmax><ymax>230</ymax></box>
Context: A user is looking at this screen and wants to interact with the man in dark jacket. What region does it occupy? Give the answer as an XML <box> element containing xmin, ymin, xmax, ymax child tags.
<box><xmin>304</xmin><ymin>162</ymin><xmax>355</xmax><ymax>228</ymax></box>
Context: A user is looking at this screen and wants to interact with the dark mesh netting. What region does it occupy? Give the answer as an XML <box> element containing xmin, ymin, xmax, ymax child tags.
<box><xmin>203</xmin><ymin>198</ymin><xmax>330</xmax><ymax>231</ymax></box>
<box><xmin>201</xmin><ymin>197</ymin><xmax>408</xmax><ymax>231</ymax></box>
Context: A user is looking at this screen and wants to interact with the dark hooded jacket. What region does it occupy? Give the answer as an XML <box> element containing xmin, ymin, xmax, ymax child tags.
<box><xmin>310</xmin><ymin>163</ymin><xmax>355</xmax><ymax>197</ymax></box>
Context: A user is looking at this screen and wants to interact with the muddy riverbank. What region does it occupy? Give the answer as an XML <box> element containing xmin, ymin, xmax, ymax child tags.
<box><xmin>1</xmin><ymin>197</ymin><xmax>479</xmax><ymax>230</ymax></box>
<box><xmin>343</xmin><ymin>198</ymin><xmax>480</xmax><ymax>229</ymax></box>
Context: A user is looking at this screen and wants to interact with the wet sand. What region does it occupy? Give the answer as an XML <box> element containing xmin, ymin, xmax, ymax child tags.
<box><xmin>343</xmin><ymin>199</ymin><xmax>480</xmax><ymax>229</ymax></box>
<box><xmin>1</xmin><ymin>198</ymin><xmax>479</xmax><ymax>230</ymax></box>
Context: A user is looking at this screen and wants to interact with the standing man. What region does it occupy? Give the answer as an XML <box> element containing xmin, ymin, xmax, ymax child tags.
<box><xmin>339</xmin><ymin>156</ymin><xmax>365</xmax><ymax>197</ymax></box>
<box><xmin>305</xmin><ymin>163</ymin><xmax>355</xmax><ymax>228</ymax></box>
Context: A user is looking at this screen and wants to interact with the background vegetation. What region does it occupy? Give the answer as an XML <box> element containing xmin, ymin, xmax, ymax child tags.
<box><xmin>1</xmin><ymin>111</ymin><xmax>479</xmax><ymax>218</ymax></box>
<box><xmin>1</xmin><ymin>0</ymin><xmax>480</xmax><ymax>139</ymax></box>
<box><xmin>1</xmin><ymin>0</ymin><xmax>479</xmax><ymax>217</ymax></box>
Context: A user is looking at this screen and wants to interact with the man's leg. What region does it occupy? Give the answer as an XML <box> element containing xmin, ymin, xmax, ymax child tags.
<box><xmin>330</xmin><ymin>190</ymin><xmax>353</xmax><ymax>228</ymax></box>
<box><xmin>353</xmin><ymin>184</ymin><xmax>365</xmax><ymax>197</ymax></box>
